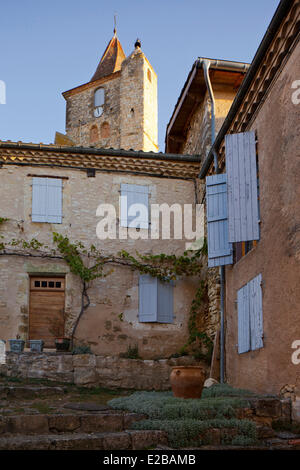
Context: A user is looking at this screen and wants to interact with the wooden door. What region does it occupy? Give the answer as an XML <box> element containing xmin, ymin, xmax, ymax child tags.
<box><xmin>29</xmin><ymin>277</ymin><xmax>65</xmax><ymax>348</ymax></box>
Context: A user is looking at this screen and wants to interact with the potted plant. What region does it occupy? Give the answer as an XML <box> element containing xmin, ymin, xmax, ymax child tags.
<box><xmin>9</xmin><ymin>335</ymin><xmax>25</xmax><ymax>353</ymax></box>
<box><xmin>55</xmin><ymin>337</ymin><xmax>71</xmax><ymax>352</ymax></box>
<box><xmin>29</xmin><ymin>339</ymin><xmax>44</xmax><ymax>353</ymax></box>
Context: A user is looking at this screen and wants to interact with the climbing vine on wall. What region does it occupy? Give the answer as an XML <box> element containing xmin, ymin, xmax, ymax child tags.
<box><xmin>179</xmin><ymin>279</ymin><xmax>213</xmax><ymax>363</ymax></box>
<box><xmin>0</xmin><ymin>219</ymin><xmax>211</xmax><ymax>357</ymax></box>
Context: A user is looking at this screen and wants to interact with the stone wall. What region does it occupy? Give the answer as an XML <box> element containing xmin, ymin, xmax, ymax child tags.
<box><xmin>65</xmin><ymin>75</ymin><xmax>121</xmax><ymax>149</ymax></box>
<box><xmin>178</xmin><ymin>89</ymin><xmax>236</xmax><ymax>345</ymax></box>
<box><xmin>64</xmin><ymin>47</ymin><xmax>158</xmax><ymax>152</ymax></box>
<box><xmin>0</xmin><ymin>164</ymin><xmax>200</xmax><ymax>358</ymax></box>
<box><xmin>120</xmin><ymin>48</ymin><xmax>158</xmax><ymax>152</ymax></box>
<box><xmin>3</xmin><ymin>352</ymin><xmax>205</xmax><ymax>390</ymax></box>
<box><xmin>180</xmin><ymin>91</ymin><xmax>212</xmax><ymax>158</ymax></box>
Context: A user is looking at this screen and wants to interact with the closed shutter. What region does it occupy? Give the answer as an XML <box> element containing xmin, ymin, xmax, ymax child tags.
<box><xmin>120</xmin><ymin>184</ymin><xmax>149</xmax><ymax>228</ymax></box>
<box><xmin>206</xmin><ymin>173</ymin><xmax>233</xmax><ymax>267</ymax></box>
<box><xmin>249</xmin><ymin>273</ymin><xmax>263</xmax><ymax>350</ymax></box>
<box><xmin>32</xmin><ymin>177</ymin><xmax>48</xmax><ymax>222</ymax></box>
<box><xmin>237</xmin><ymin>283</ymin><xmax>251</xmax><ymax>354</ymax></box>
<box><xmin>225</xmin><ymin>131</ymin><xmax>259</xmax><ymax>242</ymax></box>
<box><xmin>237</xmin><ymin>273</ymin><xmax>263</xmax><ymax>354</ymax></box>
<box><xmin>47</xmin><ymin>179</ymin><xmax>63</xmax><ymax>223</ymax></box>
<box><xmin>157</xmin><ymin>280</ymin><xmax>174</xmax><ymax>323</ymax></box>
<box><xmin>32</xmin><ymin>178</ymin><xmax>62</xmax><ymax>223</ymax></box>
<box><xmin>139</xmin><ymin>274</ymin><xmax>157</xmax><ymax>322</ymax></box>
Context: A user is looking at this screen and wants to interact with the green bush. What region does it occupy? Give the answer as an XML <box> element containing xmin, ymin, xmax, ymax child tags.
<box><xmin>231</xmin><ymin>435</ymin><xmax>257</xmax><ymax>446</ymax></box>
<box><xmin>108</xmin><ymin>389</ymin><xmax>258</xmax><ymax>448</ymax></box>
<box><xmin>131</xmin><ymin>418</ymin><xmax>257</xmax><ymax>448</ymax></box>
<box><xmin>72</xmin><ymin>344</ymin><xmax>92</xmax><ymax>355</ymax></box>
<box><xmin>119</xmin><ymin>344</ymin><xmax>140</xmax><ymax>359</ymax></box>
<box><xmin>109</xmin><ymin>391</ymin><xmax>250</xmax><ymax>420</ymax></box>
<box><xmin>201</xmin><ymin>383</ymin><xmax>256</xmax><ymax>398</ymax></box>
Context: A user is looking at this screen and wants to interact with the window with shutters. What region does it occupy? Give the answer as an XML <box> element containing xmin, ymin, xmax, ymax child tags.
<box><xmin>226</xmin><ymin>131</ymin><xmax>260</xmax><ymax>264</ymax></box>
<box><xmin>139</xmin><ymin>274</ymin><xmax>174</xmax><ymax>323</ymax></box>
<box><xmin>237</xmin><ymin>273</ymin><xmax>263</xmax><ymax>354</ymax></box>
<box><xmin>31</xmin><ymin>177</ymin><xmax>63</xmax><ymax>224</ymax></box>
<box><xmin>206</xmin><ymin>173</ymin><xmax>233</xmax><ymax>267</ymax></box>
<box><xmin>206</xmin><ymin>131</ymin><xmax>260</xmax><ymax>267</ymax></box>
<box><xmin>120</xmin><ymin>183</ymin><xmax>149</xmax><ymax>229</ymax></box>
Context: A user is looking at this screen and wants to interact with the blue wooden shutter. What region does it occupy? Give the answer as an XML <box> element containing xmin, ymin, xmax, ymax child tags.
<box><xmin>206</xmin><ymin>173</ymin><xmax>233</xmax><ymax>267</ymax></box>
<box><xmin>157</xmin><ymin>280</ymin><xmax>174</xmax><ymax>323</ymax></box>
<box><xmin>249</xmin><ymin>273</ymin><xmax>263</xmax><ymax>350</ymax></box>
<box><xmin>139</xmin><ymin>274</ymin><xmax>157</xmax><ymax>322</ymax></box>
<box><xmin>225</xmin><ymin>131</ymin><xmax>259</xmax><ymax>242</ymax></box>
<box><xmin>237</xmin><ymin>283</ymin><xmax>251</xmax><ymax>354</ymax></box>
<box><xmin>32</xmin><ymin>178</ymin><xmax>62</xmax><ymax>223</ymax></box>
<box><xmin>32</xmin><ymin>177</ymin><xmax>48</xmax><ymax>222</ymax></box>
<box><xmin>120</xmin><ymin>184</ymin><xmax>149</xmax><ymax>228</ymax></box>
<box><xmin>237</xmin><ymin>273</ymin><xmax>263</xmax><ymax>354</ymax></box>
<box><xmin>47</xmin><ymin>178</ymin><xmax>63</xmax><ymax>223</ymax></box>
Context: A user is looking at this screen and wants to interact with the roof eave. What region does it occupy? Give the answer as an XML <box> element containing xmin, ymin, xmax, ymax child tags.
<box><xmin>199</xmin><ymin>0</ymin><xmax>295</xmax><ymax>179</ymax></box>
<box><xmin>165</xmin><ymin>58</ymin><xmax>250</xmax><ymax>152</ymax></box>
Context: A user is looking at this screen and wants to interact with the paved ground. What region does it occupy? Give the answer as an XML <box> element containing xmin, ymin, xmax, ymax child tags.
<box><xmin>0</xmin><ymin>375</ymin><xmax>129</xmax><ymax>416</ymax></box>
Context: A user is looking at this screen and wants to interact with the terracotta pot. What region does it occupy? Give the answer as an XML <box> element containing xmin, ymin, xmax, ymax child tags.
<box><xmin>170</xmin><ymin>366</ymin><xmax>206</xmax><ymax>399</ymax></box>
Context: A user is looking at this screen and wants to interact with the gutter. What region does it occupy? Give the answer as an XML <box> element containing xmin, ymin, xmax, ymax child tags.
<box><xmin>201</xmin><ymin>59</ymin><xmax>225</xmax><ymax>384</ymax></box>
<box><xmin>196</xmin><ymin>57</ymin><xmax>249</xmax><ymax>73</ymax></box>
<box><xmin>165</xmin><ymin>58</ymin><xmax>250</xmax><ymax>150</ymax></box>
<box><xmin>199</xmin><ymin>0</ymin><xmax>294</xmax><ymax>179</ymax></box>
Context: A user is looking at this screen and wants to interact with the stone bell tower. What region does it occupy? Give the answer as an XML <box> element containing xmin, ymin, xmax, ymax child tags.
<box><xmin>60</xmin><ymin>30</ymin><xmax>158</xmax><ymax>152</ymax></box>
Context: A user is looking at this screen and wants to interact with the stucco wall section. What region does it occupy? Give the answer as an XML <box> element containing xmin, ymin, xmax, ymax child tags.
<box><xmin>225</xmin><ymin>40</ymin><xmax>300</xmax><ymax>395</ymax></box>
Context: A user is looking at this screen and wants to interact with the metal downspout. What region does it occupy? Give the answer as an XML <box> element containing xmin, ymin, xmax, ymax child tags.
<box><xmin>201</xmin><ymin>59</ymin><xmax>225</xmax><ymax>384</ymax></box>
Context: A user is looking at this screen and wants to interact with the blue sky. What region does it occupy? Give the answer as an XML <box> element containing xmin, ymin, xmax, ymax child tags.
<box><xmin>0</xmin><ymin>0</ymin><xmax>280</xmax><ymax>151</ymax></box>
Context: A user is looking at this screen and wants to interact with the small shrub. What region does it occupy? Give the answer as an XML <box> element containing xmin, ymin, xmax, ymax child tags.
<box><xmin>119</xmin><ymin>344</ymin><xmax>140</xmax><ymax>359</ymax></box>
<box><xmin>131</xmin><ymin>418</ymin><xmax>257</xmax><ymax>448</ymax></box>
<box><xmin>272</xmin><ymin>419</ymin><xmax>300</xmax><ymax>434</ymax></box>
<box><xmin>231</xmin><ymin>435</ymin><xmax>257</xmax><ymax>446</ymax></box>
<box><xmin>109</xmin><ymin>391</ymin><xmax>249</xmax><ymax>420</ymax></box>
<box><xmin>72</xmin><ymin>344</ymin><xmax>92</xmax><ymax>355</ymax></box>
<box><xmin>202</xmin><ymin>383</ymin><xmax>256</xmax><ymax>398</ymax></box>
<box><xmin>32</xmin><ymin>402</ymin><xmax>53</xmax><ymax>414</ymax></box>
<box><xmin>108</xmin><ymin>390</ymin><xmax>258</xmax><ymax>448</ymax></box>
<box><xmin>168</xmin><ymin>351</ymin><xmax>187</xmax><ymax>359</ymax></box>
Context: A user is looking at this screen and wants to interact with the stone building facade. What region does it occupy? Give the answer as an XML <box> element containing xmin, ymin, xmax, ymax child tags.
<box><xmin>0</xmin><ymin>142</ymin><xmax>201</xmax><ymax>358</ymax></box>
<box><xmin>61</xmin><ymin>34</ymin><xmax>158</xmax><ymax>152</ymax></box>
<box><xmin>199</xmin><ymin>0</ymin><xmax>300</xmax><ymax>395</ymax></box>
<box><xmin>165</xmin><ymin>59</ymin><xmax>249</xmax><ymax>342</ymax></box>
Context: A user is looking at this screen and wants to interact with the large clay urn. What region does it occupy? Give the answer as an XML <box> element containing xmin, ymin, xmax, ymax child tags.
<box><xmin>170</xmin><ymin>366</ymin><xmax>206</xmax><ymax>399</ymax></box>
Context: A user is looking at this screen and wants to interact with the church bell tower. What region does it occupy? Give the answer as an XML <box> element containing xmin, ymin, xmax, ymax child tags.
<box><xmin>60</xmin><ymin>29</ymin><xmax>158</xmax><ymax>152</ymax></box>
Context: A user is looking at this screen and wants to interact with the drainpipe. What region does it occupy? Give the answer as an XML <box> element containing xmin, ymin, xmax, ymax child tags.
<box><xmin>201</xmin><ymin>59</ymin><xmax>225</xmax><ymax>384</ymax></box>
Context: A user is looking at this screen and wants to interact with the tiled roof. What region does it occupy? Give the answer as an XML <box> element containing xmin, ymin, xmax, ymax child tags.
<box><xmin>90</xmin><ymin>34</ymin><xmax>126</xmax><ymax>82</ymax></box>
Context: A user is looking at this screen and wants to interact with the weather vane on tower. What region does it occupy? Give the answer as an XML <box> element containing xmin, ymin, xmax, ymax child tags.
<box><xmin>114</xmin><ymin>13</ymin><xmax>117</xmax><ymax>35</ymax></box>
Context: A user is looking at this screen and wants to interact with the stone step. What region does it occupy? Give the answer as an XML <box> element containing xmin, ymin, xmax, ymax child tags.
<box><xmin>0</xmin><ymin>430</ymin><xmax>168</xmax><ymax>450</ymax></box>
<box><xmin>0</xmin><ymin>412</ymin><xmax>146</xmax><ymax>435</ymax></box>
<box><xmin>0</xmin><ymin>385</ymin><xmax>67</xmax><ymax>399</ymax></box>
